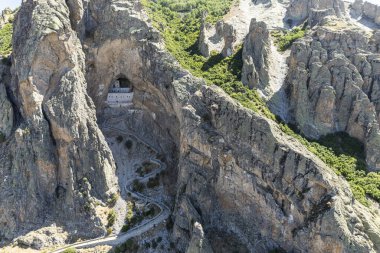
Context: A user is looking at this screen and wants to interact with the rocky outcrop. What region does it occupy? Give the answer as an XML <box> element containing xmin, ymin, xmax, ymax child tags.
<box><xmin>198</xmin><ymin>12</ymin><xmax>211</xmax><ymax>58</ymax></box>
<box><xmin>0</xmin><ymin>8</ymin><xmax>15</xmax><ymax>29</ymax></box>
<box><xmin>308</xmin><ymin>8</ymin><xmax>336</xmax><ymax>27</ymax></box>
<box><xmin>0</xmin><ymin>62</ymin><xmax>13</xmax><ymax>139</ymax></box>
<box><xmin>242</xmin><ymin>19</ymin><xmax>270</xmax><ymax>90</ymax></box>
<box><xmin>2</xmin><ymin>0</ymin><xmax>380</xmax><ymax>252</ymax></box>
<box><xmin>76</xmin><ymin>2</ymin><xmax>380</xmax><ymax>252</ymax></box>
<box><xmin>0</xmin><ymin>0</ymin><xmax>117</xmax><ymax>245</ymax></box>
<box><xmin>285</xmin><ymin>24</ymin><xmax>380</xmax><ymax>170</ymax></box>
<box><xmin>221</xmin><ymin>22</ymin><xmax>237</xmax><ymax>57</ymax></box>
<box><xmin>285</xmin><ymin>0</ymin><xmax>346</xmax><ymax>24</ymax></box>
<box><xmin>351</xmin><ymin>0</ymin><xmax>380</xmax><ymax>26</ymax></box>
<box><xmin>197</xmin><ymin>16</ymin><xmax>237</xmax><ymax>58</ymax></box>
<box><xmin>186</xmin><ymin>222</ymin><xmax>213</xmax><ymax>253</ymax></box>
<box><xmin>173</xmin><ymin>85</ymin><xmax>380</xmax><ymax>252</ymax></box>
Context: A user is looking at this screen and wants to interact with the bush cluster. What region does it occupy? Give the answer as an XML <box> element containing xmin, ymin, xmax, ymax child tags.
<box><xmin>272</xmin><ymin>27</ymin><xmax>307</xmax><ymax>51</ymax></box>
<box><xmin>147</xmin><ymin>174</ymin><xmax>160</xmax><ymax>188</ymax></box>
<box><xmin>0</xmin><ymin>23</ymin><xmax>13</xmax><ymax>56</ymax></box>
<box><xmin>121</xmin><ymin>202</ymin><xmax>156</xmax><ymax>232</ymax></box>
<box><xmin>107</xmin><ymin>192</ymin><xmax>119</xmax><ymax>207</ymax></box>
<box><xmin>132</xmin><ymin>179</ymin><xmax>145</xmax><ymax>192</ymax></box>
<box><xmin>107</xmin><ymin>210</ymin><xmax>116</xmax><ymax>228</ymax></box>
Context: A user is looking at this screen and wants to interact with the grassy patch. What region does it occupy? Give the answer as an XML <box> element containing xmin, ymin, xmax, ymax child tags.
<box><xmin>271</xmin><ymin>27</ymin><xmax>307</xmax><ymax>51</ymax></box>
<box><xmin>62</xmin><ymin>248</ymin><xmax>76</xmax><ymax>253</ymax></box>
<box><xmin>125</xmin><ymin>139</ymin><xmax>133</xmax><ymax>149</ymax></box>
<box><xmin>142</xmin><ymin>0</ymin><xmax>274</xmax><ymax>119</ymax></box>
<box><xmin>0</xmin><ymin>23</ymin><xmax>13</xmax><ymax>56</ymax></box>
<box><xmin>142</xmin><ymin>0</ymin><xmax>380</xmax><ymax>206</ymax></box>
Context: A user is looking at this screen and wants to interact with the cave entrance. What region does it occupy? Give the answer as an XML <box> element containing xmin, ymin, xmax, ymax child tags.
<box><xmin>106</xmin><ymin>75</ymin><xmax>134</xmax><ymax>107</ymax></box>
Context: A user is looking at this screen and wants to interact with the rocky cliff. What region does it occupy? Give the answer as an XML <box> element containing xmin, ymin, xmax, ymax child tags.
<box><xmin>0</xmin><ymin>0</ymin><xmax>380</xmax><ymax>252</ymax></box>
<box><xmin>0</xmin><ymin>0</ymin><xmax>117</xmax><ymax>246</ymax></box>
<box><xmin>285</xmin><ymin>18</ymin><xmax>380</xmax><ymax>171</ymax></box>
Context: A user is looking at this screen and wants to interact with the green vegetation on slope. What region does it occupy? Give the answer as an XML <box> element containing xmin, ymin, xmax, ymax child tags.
<box><xmin>272</xmin><ymin>27</ymin><xmax>307</xmax><ymax>51</ymax></box>
<box><xmin>142</xmin><ymin>0</ymin><xmax>380</xmax><ymax>206</ymax></box>
<box><xmin>0</xmin><ymin>23</ymin><xmax>13</xmax><ymax>56</ymax></box>
<box><xmin>280</xmin><ymin>124</ymin><xmax>380</xmax><ymax>206</ymax></box>
<box><xmin>142</xmin><ymin>0</ymin><xmax>274</xmax><ymax>119</ymax></box>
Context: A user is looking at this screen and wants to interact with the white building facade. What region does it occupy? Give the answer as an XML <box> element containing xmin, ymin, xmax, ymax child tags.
<box><xmin>106</xmin><ymin>80</ymin><xmax>134</xmax><ymax>107</ymax></box>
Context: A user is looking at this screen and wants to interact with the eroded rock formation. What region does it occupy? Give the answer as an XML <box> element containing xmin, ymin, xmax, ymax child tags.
<box><xmin>0</xmin><ymin>0</ymin><xmax>380</xmax><ymax>252</ymax></box>
<box><xmin>242</xmin><ymin>19</ymin><xmax>270</xmax><ymax>90</ymax></box>
<box><xmin>0</xmin><ymin>0</ymin><xmax>117</xmax><ymax>244</ymax></box>
<box><xmin>285</xmin><ymin>22</ymin><xmax>380</xmax><ymax>171</ymax></box>
<box><xmin>352</xmin><ymin>0</ymin><xmax>380</xmax><ymax>26</ymax></box>
<box><xmin>286</xmin><ymin>0</ymin><xmax>346</xmax><ymax>24</ymax></box>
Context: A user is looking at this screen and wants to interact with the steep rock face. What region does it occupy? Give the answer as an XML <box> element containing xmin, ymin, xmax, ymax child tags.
<box><xmin>70</xmin><ymin>2</ymin><xmax>380</xmax><ymax>252</ymax></box>
<box><xmin>2</xmin><ymin>0</ymin><xmax>380</xmax><ymax>252</ymax></box>
<box><xmin>0</xmin><ymin>0</ymin><xmax>117</xmax><ymax>243</ymax></box>
<box><xmin>285</xmin><ymin>0</ymin><xmax>346</xmax><ymax>24</ymax></box>
<box><xmin>0</xmin><ymin>62</ymin><xmax>13</xmax><ymax>138</ymax></box>
<box><xmin>242</xmin><ymin>19</ymin><xmax>270</xmax><ymax>90</ymax></box>
<box><xmin>173</xmin><ymin>85</ymin><xmax>380</xmax><ymax>252</ymax></box>
<box><xmin>285</xmin><ymin>24</ymin><xmax>380</xmax><ymax>170</ymax></box>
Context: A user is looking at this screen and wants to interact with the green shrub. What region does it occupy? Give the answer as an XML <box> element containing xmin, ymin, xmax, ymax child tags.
<box><xmin>132</xmin><ymin>179</ymin><xmax>145</xmax><ymax>192</ymax></box>
<box><xmin>147</xmin><ymin>174</ymin><xmax>160</xmax><ymax>188</ymax></box>
<box><xmin>166</xmin><ymin>215</ymin><xmax>174</xmax><ymax>230</ymax></box>
<box><xmin>62</xmin><ymin>248</ymin><xmax>76</xmax><ymax>253</ymax></box>
<box><xmin>116</xmin><ymin>135</ymin><xmax>123</xmax><ymax>143</ymax></box>
<box><xmin>280</xmin><ymin>125</ymin><xmax>380</xmax><ymax>206</ymax></box>
<box><xmin>0</xmin><ymin>23</ymin><xmax>13</xmax><ymax>56</ymax></box>
<box><xmin>152</xmin><ymin>240</ymin><xmax>158</xmax><ymax>249</ymax></box>
<box><xmin>125</xmin><ymin>139</ymin><xmax>133</xmax><ymax>149</ymax></box>
<box><xmin>107</xmin><ymin>193</ymin><xmax>119</xmax><ymax>207</ymax></box>
<box><xmin>107</xmin><ymin>210</ymin><xmax>116</xmax><ymax>228</ymax></box>
<box><xmin>272</xmin><ymin>27</ymin><xmax>307</xmax><ymax>51</ymax></box>
<box><xmin>0</xmin><ymin>132</ymin><xmax>5</xmax><ymax>143</ymax></box>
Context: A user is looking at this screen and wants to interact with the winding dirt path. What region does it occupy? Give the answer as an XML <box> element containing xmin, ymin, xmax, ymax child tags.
<box><xmin>51</xmin><ymin>125</ymin><xmax>170</xmax><ymax>253</ymax></box>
